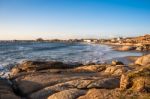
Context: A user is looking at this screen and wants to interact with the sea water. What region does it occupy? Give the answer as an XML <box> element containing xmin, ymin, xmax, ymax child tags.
<box><xmin>0</xmin><ymin>41</ymin><xmax>142</xmax><ymax>76</ymax></box>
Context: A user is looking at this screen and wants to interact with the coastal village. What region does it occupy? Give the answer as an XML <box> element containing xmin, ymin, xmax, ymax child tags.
<box><xmin>0</xmin><ymin>34</ymin><xmax>150</xmax><ymax>99</ymax></box>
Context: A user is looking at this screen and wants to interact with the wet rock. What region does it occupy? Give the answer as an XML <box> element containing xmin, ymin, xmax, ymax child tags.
<box><xmin>135</xmin><ymin>54</ymin><xmax>150</xmax><ymax>66</ymax></box>
<box><xmin>48</xmin><ymin>89</ymin><xmax>86</xmax><ymax>99</ymax></box>
<box><xmin>0</xmin><ymin>79</ymin><xmax>20</xmax><ymax>99</ymax></box>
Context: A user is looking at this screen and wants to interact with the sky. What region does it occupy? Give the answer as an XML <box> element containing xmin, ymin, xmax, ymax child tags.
<box><xmin>0</xmin><ymin>0</ymin><xmax>150</xmax><ymax>40</ymax></box>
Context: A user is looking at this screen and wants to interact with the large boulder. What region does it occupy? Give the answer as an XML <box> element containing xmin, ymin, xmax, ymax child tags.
<box><xmin>120</xmin><ymin>65</ymin><xmax>150</xmax><ymax>92</ymax></box>
<box><xmin>28</xmin><ymin>77</ymin><xmax>120</xmax><ymax>99</ymax></box>
<box><xmin>135</xmin><ymin>54</ymin><xmax>150</xmax><ymax>66</ymax></box>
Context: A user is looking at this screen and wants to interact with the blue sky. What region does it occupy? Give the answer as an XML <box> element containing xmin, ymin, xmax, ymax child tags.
<box><xmin>0</xmin><ymin>0</ymin><xmax>150</xmax><ymax>40</ymax></box>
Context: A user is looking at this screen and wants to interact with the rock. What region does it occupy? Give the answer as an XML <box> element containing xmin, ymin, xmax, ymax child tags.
<box><xmin>78</xmin><ymin>88</ymin><xmax>150</xmax><ymax>99</ymax></box>
<box><xmin>120</xmin><ymin>74</ymin><xmax>130</xmax><ymax>90</ymax></box>
<box><xmin>10</xmin><ymin>60</ymin><xmax>75</xmax><ymax>76</ymax></box>
<box><xmin>104</xmin><ymin>65</ymin><xmax>129</xmax><ymax>76</ymax></box>
<box><xmin>117</xmin><ymin>46</ymin><xmax>135</xmax><ymax>51</ymax></box>
<box><xmin>78</xmin><ymin>89</ymin><xmax>122</xmax><ymax>99</ymax></box>
<box><xmin>48</xmin><ymin>89</ymin><xmax>86</xmax><ymax>99</ymax></box>
<box><xmin>29</xmin><ymin>77</ymin><xmax>120</xmax><ymax>99</ymax></box>
<box><xmin>136</xmin><ymin>46</ymin><xmax>143</xmax><ymax>51</ymax></box>
<box><xmin>0</xmin><ymin>79</ymin><xmax>20</xmax><ymax>99</ymax></box>
<box><xmin>10</xmin><ymin>66</ymin><xmax>22</xmax><ymax>76</ymax></box>
<box><xmin>87</xmin><ymin>77</ymin><xmax>120</xmax><ymax>89</ymax></box>
<box><xmin>136</xmin><ymin>44</ymin><xmax>150</xmax><ymax>51</ymax></box>
<box><xmin>112</xmin><ymin>60</ymin><xmax>124</xmax><ymax>65</ymax></box>
<box><xmin>11</xmin><ymin>73</ymin><xmax>75</xmax><ymax>96</ymax></box>
<box><xmin>135</xmin><ymin>54</ymin><xmax>150</xmax><ymax>66</ymax></box>
<box><xmin>29</xmin><ymin>79</ymin><xmax>92</xmax><ymax>99</ymax></box>
<box><xmin>66</xmin><ymin>79</ymin><xmax>94</xmax><ymax>89</ymax></box>
<box><xmin>10</xmin><ymin>68</ymin><xmax>100</xmax><ymax>96</ymax></box>
<box><xmin>74</xmin><ymin>65</ymin><xmax>106</xmax><ymax>72</ymax></box>
<box><xmin>120</xmin><ymin>65</ymin><xmax>150</xmax><ymax>92</ymax></box>
<box><xmin>132</xmin><ymin>76</ymin><xmax>150</xmax><ymax>92</ymax></box>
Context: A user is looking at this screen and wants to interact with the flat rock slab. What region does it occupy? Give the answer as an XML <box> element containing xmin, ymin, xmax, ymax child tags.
<box><xmin>48</xmin><ymin>89</ymin><xmax>86</xmax><ymax>99</ymax></box>
<box><xmin>11</xmin><ymin>68</ymin><xmax>120</xmax><ymax>99</ymax></box>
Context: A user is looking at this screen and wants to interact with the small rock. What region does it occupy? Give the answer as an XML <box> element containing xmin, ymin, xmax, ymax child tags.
<box><xmin>112</xmin><ymin>60</ymin><xmax>124</xmax><ymax>65</ymax></box>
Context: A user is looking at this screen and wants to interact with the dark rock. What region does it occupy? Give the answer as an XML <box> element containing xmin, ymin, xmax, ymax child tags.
<box><xmin>10</xmin><ymin>60</ymin><xmax>76</xmax><ymax>76</ymax></box>
<box><xmin>0</xmin><ymin>79</ymin><xmax>20</xmax><ymax>99</ymax></box>
<box><xmin>112</xmin><ymin>60</ymin><xmax>124</xmax><ymax>65</ymax></box>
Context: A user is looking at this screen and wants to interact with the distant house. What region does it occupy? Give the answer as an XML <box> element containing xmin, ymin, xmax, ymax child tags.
<box><xmin>117</xmin><ymin>37</ymin><xmax>123</xmax><ymax>41</ymax></box>
<box><xmin>83</xmin><ymin>39</ymin><xmax>92</xmax><ymax>43</ymax></box>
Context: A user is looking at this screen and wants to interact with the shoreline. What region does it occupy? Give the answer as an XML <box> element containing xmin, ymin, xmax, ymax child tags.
<box><xmin>0</xmin><ymin>41</ymin><xmax>148</xmax><ymax>77</ymax></box>
<box><xmin>1</xmin><ymin>53</ymin><xmax>149</xmax><ymax>99</ymax></box>
<box><xmin>0</xmin><ymin>35</ymin><xmax>150</xmax><ymax>98</ymax></box>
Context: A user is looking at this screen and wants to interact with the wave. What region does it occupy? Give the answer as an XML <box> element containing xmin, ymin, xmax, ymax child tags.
<box><xmin>33</xmin><ymin>45</ymin><xmax>72</xmax><ymax>51</ymax></box>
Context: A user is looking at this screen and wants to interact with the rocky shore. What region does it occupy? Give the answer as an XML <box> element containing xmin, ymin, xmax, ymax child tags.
<box><xmin>100</xmin><ymin>34</ymin><xmax>150</xmax><ymax>52</ymax></box>
<box><xmin>0</xmin><ymin>34</ymin><xmax>150</xmax><ymax>99</ymax></box>
<box><xmin>0</xmin><ymin>54</ymin><xmax>150</xmax><ymax>99</ymax></box>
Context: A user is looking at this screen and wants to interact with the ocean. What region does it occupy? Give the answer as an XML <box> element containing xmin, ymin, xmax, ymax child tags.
<box><xmin>0</xmin><ymin>41</ymin><xmax>142</xmax><ymax>76</ymax></box>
